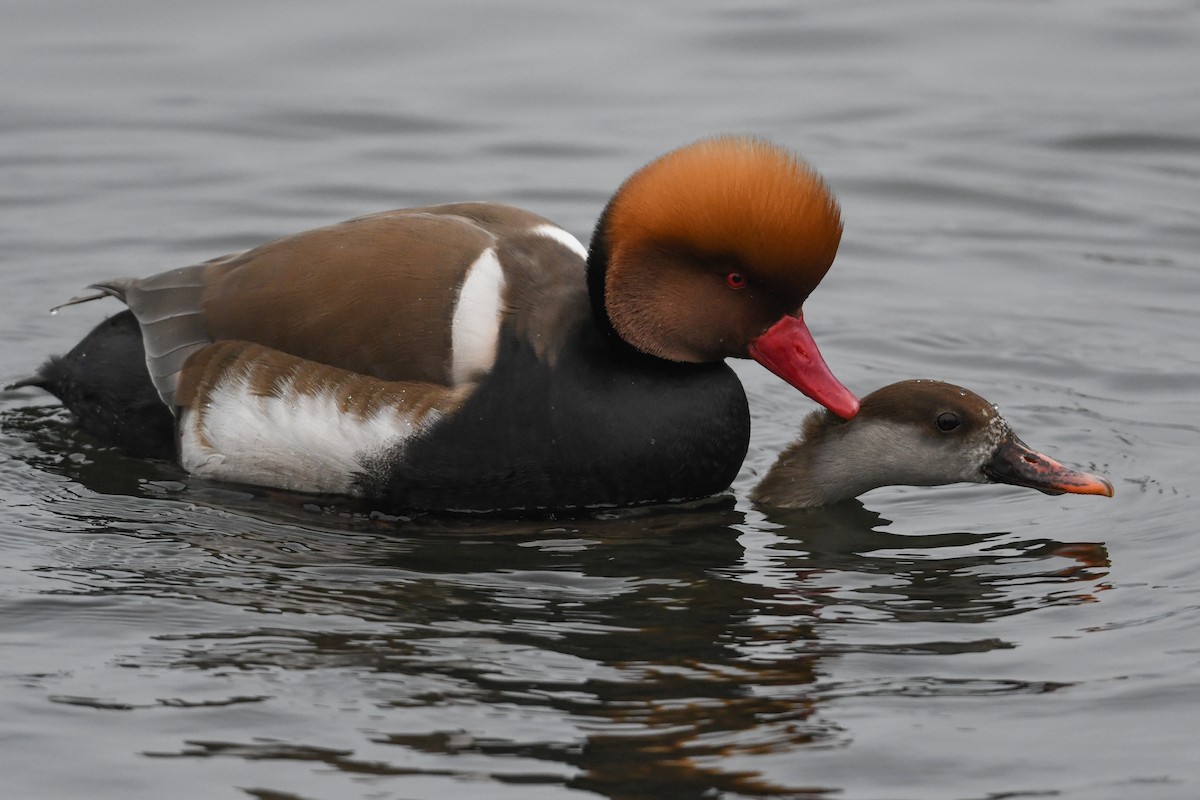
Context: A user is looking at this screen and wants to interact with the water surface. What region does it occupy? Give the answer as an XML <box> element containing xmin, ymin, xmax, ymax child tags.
<box><xmin>2</xmin><ymin>2</ymin><xmax>1199</xmax><ymax>798</ymax></box>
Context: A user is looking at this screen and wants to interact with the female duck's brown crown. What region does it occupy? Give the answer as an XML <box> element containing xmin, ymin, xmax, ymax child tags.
<box><xmin>605</xmin><ymin>136</ymin><xmax>844</xmax><ymax>295</ymax></box>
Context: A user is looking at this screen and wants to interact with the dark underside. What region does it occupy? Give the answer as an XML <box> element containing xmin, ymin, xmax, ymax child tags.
<box><xmin>34</xmin><ymin>311</ymin><xmax>751</xmax><ymax>515</ymax></box>
<box><xmin>364</xmin><ymin>321</ymin><xmax>751</xmax><ymax>513</ymax></box>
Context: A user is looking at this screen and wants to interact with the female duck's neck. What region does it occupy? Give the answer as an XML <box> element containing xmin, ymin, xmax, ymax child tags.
<box><xmin>752</xmin><ymin>418</ymin><xmax>885</xmax><ymax>508</ymax></box>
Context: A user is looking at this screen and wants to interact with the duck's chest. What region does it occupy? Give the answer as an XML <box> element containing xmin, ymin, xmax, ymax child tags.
<box><xmin>370</xmin><ymin>327</ymin><xmax>750</xmax><ymax>512</ymax></box>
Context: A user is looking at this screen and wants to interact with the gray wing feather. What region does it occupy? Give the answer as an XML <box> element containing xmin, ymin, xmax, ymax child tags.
<box><xmin>79</xmin><ymin>265</ymin><xmax>215</xmax><ymax>409</ymax></box>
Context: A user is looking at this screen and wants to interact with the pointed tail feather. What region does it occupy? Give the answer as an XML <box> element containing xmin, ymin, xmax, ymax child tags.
<box><xmin>4</xmin><ymin>371</ymin><xmax>49</xmax><ymax>391</ymax></box>
<box><xmin>48</xmin><ymin>278</ymin><xmax>137</xmax><ymax>313</ymax></box>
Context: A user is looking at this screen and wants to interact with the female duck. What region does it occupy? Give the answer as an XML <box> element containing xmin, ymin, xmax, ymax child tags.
<box><xmin>753</xmin><ymin>380</ymin><xmax>1114</xmax><ymax>508</ymax></box>
<box><xmin>25</xmin><ymin>137</ymin><xmax>859</xmax><ymax>513</ymax></box>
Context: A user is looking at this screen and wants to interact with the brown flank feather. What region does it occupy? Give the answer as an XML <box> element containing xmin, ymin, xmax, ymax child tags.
<box><xmin>177</xmin><ymin>340</ymin><xmax>467</xmax><ymax>438</ymax></box>
<box><xmin>193</xmin><ymin>204</ymin><xmax>560</xmax><ymax>388</ymax></box>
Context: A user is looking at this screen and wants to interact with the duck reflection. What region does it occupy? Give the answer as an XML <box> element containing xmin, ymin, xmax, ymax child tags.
<box><xmin>3</xmin><ymin>406</ymin><xmax>1110</xmax><ymax>797</ymax></box>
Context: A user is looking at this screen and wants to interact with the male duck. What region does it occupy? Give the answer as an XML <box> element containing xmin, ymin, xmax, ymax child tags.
<box><xmin>753</xmin><ymin>380</ymin><xmax>1114</xmax><ymax>508</ymax></box>
<box><xmin>22</xmin><ymin>136</ymin><xmax>860</xmax><ymax>513</ymax></box>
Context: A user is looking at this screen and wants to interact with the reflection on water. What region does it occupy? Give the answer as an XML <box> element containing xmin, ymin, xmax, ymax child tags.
<box><xmin>2</xmin><ymin>406</ymin><xmax>1113</xmax><ymax>797</ymax></box>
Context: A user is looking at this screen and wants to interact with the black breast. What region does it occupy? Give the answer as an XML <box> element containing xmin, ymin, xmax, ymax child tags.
<box><xmin>366</xmin><ymin>320</ymin><xmax>750</xmax><ymax>513</ymax></box>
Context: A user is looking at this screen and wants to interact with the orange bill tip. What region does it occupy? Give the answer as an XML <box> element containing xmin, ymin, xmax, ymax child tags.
<box><xmin>984</xmin><ymin>435</ymin><xmax>1114</xmax><ymax>498</ymax></box>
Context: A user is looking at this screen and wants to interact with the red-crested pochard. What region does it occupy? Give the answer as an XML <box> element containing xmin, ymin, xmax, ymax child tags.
<box><xmin>752</xmin><ymin>380</ymin><xmax>1114</xmax><ymax>508</ymax></box>
<box><xmin>19</xmin><ymin>137</ymin><xmax>861</xmax><ymax>513</ymax></box>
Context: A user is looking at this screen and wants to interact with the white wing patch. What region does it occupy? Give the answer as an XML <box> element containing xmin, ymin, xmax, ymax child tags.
<box><xmin>179</xmin><ymin>371</ymin><xmax>441</xmax><ymax>495</ymax></box>
<box><xmin>532</xmin><ymin>223</ymin><xmax>588</xmax><ymax>261</ymax></box>
<box><xmin>450</xmin><ymin>247</ymin><xmax>507</xmax><ymax>386</ymax></box>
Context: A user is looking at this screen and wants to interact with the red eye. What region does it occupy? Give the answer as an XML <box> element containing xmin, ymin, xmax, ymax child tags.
<box><xmin>725</xmin><ymin>272</ymin><xmax>747</xmax><ymax>289</ymax></box>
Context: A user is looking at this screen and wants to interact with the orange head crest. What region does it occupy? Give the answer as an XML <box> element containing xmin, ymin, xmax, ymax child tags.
<box><xmin>603</xmin><ymin>136</ymin><xmax>843</xmax><ymax>300</ymax></box>
<box><xmin>588</xmin><ymin>136</ymin><xmax>858</xmax><ymax>418</ymax></box>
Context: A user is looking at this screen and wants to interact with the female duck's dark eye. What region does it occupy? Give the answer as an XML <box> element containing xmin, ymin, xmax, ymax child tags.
<box><xmin>725</xmin><ymin>272</ymin><xmax>747</xmax><ymax>289</ymax></box>
<box><xmin>936</xmin><ymin>412</ymin><xmax>960</xmax><ymax>433</ymax></box>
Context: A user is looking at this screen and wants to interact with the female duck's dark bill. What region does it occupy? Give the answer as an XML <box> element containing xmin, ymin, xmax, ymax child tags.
<box><xmin>748</xmin><ymin>314</ymin><xmax>860</xmax><ymax>420</ymax></box>
<box><xmin>984</xmin><ymin>434</ymin><xmax>1115</xmax><ymax>497</ymax></box>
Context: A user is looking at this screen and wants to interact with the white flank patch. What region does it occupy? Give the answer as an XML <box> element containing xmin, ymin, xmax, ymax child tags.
<box><xmin>179</xmin><ymin>373</ymin><xmax>440</xmax><ymax>495</ymax></box>
<box><xmin>532</xmin><ymin>223</ymin><xmax>588</xmax><ymax>261</ymax></box>
<box><xmin>450</xmin><ymin>247</ymin><xmax>506</xmax><ymax>386</ymax></box>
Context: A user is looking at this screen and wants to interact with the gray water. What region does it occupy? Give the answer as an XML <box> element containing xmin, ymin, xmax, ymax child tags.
<box><xmin>2</xmin><ymin>2</ymin><xmax>1198</xmax><ymax>798</ymax></box>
